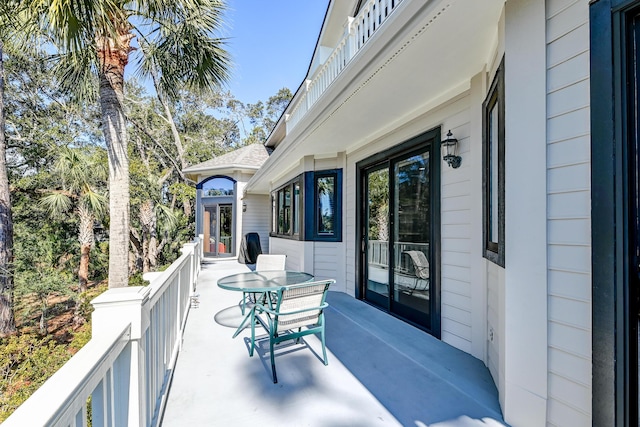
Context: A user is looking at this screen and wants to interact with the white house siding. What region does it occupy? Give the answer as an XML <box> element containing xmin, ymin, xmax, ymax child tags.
<box><xmin>269</xmin><ymin>238</ymin><xmax>305</xmax><ymax>271</ymax></box>
<box><xmin>313</xmin><ymin>242</ymin><xmax>344</xmax><ymax>292</ymax></box>
<box><xmin>486</xmin><ymin>263</ymin><xmax>502</xmax><ymax>394</ymax></box>
<box><xmin>345</xmin><ymin>92</ymin><xmax>477</xmax><ymax>353</ymax></box>
<box><xmin>241</xmin><ymin>194</ymin><xmax>270</xmax><ymax>255</ymax></box>
<box><xmin>545</xmin><ymin>0</ymin><xmax>592</xmax><ymax>425</ymax></box>
<box><xmin>440</xmin><ymin>106</ymin><xmax>473</xmax><ymax>354</ymax></box>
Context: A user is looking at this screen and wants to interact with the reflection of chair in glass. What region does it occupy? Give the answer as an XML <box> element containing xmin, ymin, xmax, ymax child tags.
<box><xmin>401</xmin><ymin>251</ymin><xmax>430</xmax><ymax>295</ymax></box>
<box><xmin>249</xmin><ymin>280</ymin><xmax>334</xmax><ymax>383</ymax></box>
<box><xmin>241</xmin><ymin>254</ymin><xmax>287</xmax><ymax>313</ymax></box>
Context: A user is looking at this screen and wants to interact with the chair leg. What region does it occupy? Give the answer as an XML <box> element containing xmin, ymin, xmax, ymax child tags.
<box><xmin>321</xmin><ymin>330</ymin><xmax>328</xmax><ymax>366</ymax></box>
<box><xmin>249</xmin><ymin>310</ymin><xmax>256</xmax><ymax>357</ymax></box>
<box><xmin>270</xmin><ymin>338</ymin><xmax>277</xmax><ymax>383</ymax></box>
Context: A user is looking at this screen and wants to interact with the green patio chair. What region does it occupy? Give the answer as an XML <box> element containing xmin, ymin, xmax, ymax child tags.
<box><xmin>240</xmin><ymin>254</ymin><xmax>287</xmax><ymax>314</ymax></box>
<box><xmin>249</xmin><ymin>279</ymin><xmax>334</xmax><ymax>383</ymax></box>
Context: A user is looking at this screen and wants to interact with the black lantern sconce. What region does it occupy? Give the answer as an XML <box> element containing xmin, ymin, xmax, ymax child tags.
<box><xmin>242</xmin><ymin>202</ymin><xmax>247</xmax><ymax>212</ymax></box>
<box><xmin>441</xmin><ymin>130</ymin><xmax>461</xmax><ymax>169</ymax></box>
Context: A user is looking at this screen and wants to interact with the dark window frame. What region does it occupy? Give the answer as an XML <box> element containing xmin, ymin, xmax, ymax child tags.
<box><xmin>270</xmin><ymin>169</ymin><xmax>343</xmax><ymax>242</ymax></box>
<box><xmin>591</xmin><ymin>1</ymin><xmax>640</xmax><ymax>425</ymax></box>
<box><xmin>305</xmin><ymin>169</ymin><xmax>342</xmax><ymax>242</ymax></box>
<box><xmin>482</xmin><ymin>57</ymin><xmax>506</xmax><ymax>267</ymax></box>
<box><xmin>270</xmin><ymin>175</ymin><xmax>303</xmax><ymax>240</ymax></box>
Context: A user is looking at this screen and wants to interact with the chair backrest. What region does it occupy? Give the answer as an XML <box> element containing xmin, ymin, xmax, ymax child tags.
<box><xmin>255</xmin><ymin>254</ymin><xmax>286</xmax><ymax>271</ymax></box>
<box><xmin>273</xmin><ymin>280</ymin><xmax>334</xmax><ymax>333</ymax></box>
<box><xmin>404</xmin><ymin>250</ymin><xmax>430</xmax><ymax>279</ymax></box>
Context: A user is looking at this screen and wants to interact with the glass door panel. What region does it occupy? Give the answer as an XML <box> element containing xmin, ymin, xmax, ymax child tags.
<box><xmin>204</xmin><ymin>203</ymin><xmax>233</xmax><ymax>257</ymax></box>
<box><xmin>360</xmin><ymin>136</ymin><xmax>437</xmax><ymax>334</ymax></box>
<box><xmin>204</xmin><ymin>206</ymin><xmax>217</xmax><ymax>256</ymax></box>
<box><xmin>392</xmin><ymin>152</ymin><xmax>431</xmax><ymax>328</ymax></box>
<box><xmin>219</xmin><ymin>204</ymin><xmax>233</xmax><ymax>255</ymax></box>
<box><xmin>364</xmin><ymin>167</ymin><xmax>390</xmax><ymax>306</ymax></box>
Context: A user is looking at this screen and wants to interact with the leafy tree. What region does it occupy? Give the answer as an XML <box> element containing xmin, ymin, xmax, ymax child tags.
<box><xmin>0</xmin><ymin>0</ymin><xmax>28</xmax><ymax>336</ymax></box>
<box><xmin>245</xmin><ymin>87</ymin><xmax>292</xmax><ymax>143</ymax></box>
<box><xmin>31</xmin><ymin>0</ymin><xmax>231</xmax><ymax>288</ymax></box>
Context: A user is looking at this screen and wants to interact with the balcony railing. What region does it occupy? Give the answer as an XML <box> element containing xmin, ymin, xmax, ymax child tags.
<box><xmin>286</xmin><ymin>0</ymin><xmax>405</xmax><ymax>132</ymax></box>
<box><xmin>368</xmin><ymin>239</ymin><xmax>428</xmax><ymax>273</ymax></box>
<box><xmin>3</xmin><ymin>238</ymin><xmax>203</xmax><ymax>427</ymax></box>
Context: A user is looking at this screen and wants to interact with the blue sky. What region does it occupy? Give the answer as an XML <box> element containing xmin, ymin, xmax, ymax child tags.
<box><xmin>223</xmin><ymin>0</ymin><xmax>328</xmax><ymax>105</ymax></box>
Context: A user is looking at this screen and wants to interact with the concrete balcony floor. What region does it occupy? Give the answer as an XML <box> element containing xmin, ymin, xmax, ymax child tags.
<box><xmin>161</xmin><ymin>259</ymin><xmax>506</xmax><ymax>426</ymax></box>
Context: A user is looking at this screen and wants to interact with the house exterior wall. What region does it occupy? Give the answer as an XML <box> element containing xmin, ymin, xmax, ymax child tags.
<box><xmin>250</xmin><ymin>0</ymin><xmax>596</xmax><ymax>424</ymax></box>
<box><xmin>345</xmin><ymin>91</ymin><xmax>477</xmax><ymax>351</ymax></box>
<box><xmin>545</xmin><ymin>0</ymin><xmax>592</xmax><ymax>424</ymax></box>
<box><xmin>241</xmin><ymin>193</ymin><xmax>270</xmax><ymax>255</ymax></box>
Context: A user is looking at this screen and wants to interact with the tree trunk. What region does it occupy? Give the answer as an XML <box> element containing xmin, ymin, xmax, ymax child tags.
<box><xmin>139</xmin><ymin>199</ymin><xmax>155</xmax><ymax>273</ymax></box>
<box><xmin>97</xmin><ymin>33</ymin><xmax>132</xmax><ymax>288</ymax></box>
<box><xmin>77</xmin><ymin>205</ymin><xmax>93</xmax><ymax>292</ymax></box>
<box><xmin>0</xmin><ymin>40</ymin><xmax>16</xmax><ymax>335</ymax></box>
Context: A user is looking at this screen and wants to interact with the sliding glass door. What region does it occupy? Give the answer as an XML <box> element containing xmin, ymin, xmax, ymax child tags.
<box><xmin>359</xmin><ymin>129</ymin><xmax>440</xmax><ymax>335</ymax></box>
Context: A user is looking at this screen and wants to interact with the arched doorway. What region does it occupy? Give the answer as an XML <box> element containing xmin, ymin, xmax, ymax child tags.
<box><xmin>197</xmin><ymin>176</ymin><xmax>236</xmax><ymax>258</ymax></box>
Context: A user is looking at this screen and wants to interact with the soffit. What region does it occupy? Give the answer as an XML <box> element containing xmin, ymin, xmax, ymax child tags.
<box><xmin>248</xmin><ymin>0</ymin><xmax>504</xmax><ymax>193</ymax></box>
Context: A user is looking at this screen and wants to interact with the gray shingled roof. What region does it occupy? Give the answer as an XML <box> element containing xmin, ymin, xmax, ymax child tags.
<box><xmin>183</xmin><ymin>144</ymin><xmax>272</xmax><ymax>173</ymax></box>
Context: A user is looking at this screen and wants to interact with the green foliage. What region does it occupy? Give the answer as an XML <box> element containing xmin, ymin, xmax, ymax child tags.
<box><xmin>128</xmin><ymin>273</ymin><xmax>147</xmax><ymax>287</ymax></box>
<box><xmin>0</xmin><ymin>333</ymin><xmax>75</xmax><ymax>422</ymax></box>
<box><xmin>0</xmin><ymin>30</ymin><xmax>293</xmax><ymax>417</ymax></box>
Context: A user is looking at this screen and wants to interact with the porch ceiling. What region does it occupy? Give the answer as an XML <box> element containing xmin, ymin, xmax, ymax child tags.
<box><xmin>247</xmin><ymin>0</ymin><xmax>503</xmax><ymax>194</ymax></box>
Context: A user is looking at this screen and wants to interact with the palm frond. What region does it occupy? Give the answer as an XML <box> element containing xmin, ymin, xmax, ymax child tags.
<box><xmin>81</xmin><ymin>190</ymin><xmax>107</xmax><ymax>219</ymax></box>
<box><xmin>155</xmin><ymin>203</ymin><xmax>178</xmax><ymax>231</ymax></box>
<box><xmin>49</xmin><ymin>47</ymin><xmax>99</xmax><ymax>102</ymax></box>
<box><xmin>28</xmin><ymin>0</ymin><xmax>123</xmax><ymax>53</ymax></box>
<box><xmin>134</xmin><ymin>0</ymin><xmax>231</xmax><ymax>101</ymax></box>
<box><xmin>40</xmin><ymin>192</ymin><xmax>73</xmax><ymax>216</ymax></box>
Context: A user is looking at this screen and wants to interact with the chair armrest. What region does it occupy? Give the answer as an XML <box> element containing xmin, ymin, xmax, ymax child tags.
<box><xmin>254</xmin><ymin>302</ymin><xmax>329</xmax><ymax>316</ymax></box>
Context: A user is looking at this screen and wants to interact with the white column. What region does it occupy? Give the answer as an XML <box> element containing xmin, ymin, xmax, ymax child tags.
<box><xmin>503</xmin><ymin>0</ymin><xmax>548</xmax><ymax>425</ymax></box>
<box><xmin>469</xmin><ymin>69</ymin><xmax>488</xmax><ymax>362</ymax></box>
<box><xmin>92</xmin><ymin>287</ymin><xmax>151</xmax><ymax>427</ymax></box>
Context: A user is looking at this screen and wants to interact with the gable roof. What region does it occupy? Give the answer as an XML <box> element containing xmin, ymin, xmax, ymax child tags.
<box><xmin>182</xmin><ymin>144</ymin><xmax>272</xmax><ymax>174</ymax></box>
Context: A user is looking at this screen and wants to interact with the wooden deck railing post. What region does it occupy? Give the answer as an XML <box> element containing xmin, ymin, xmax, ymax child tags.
<box><xmin>92</xmin><ymin>286</ymin><xmax>152</xmax><ymax>427</ymax></box>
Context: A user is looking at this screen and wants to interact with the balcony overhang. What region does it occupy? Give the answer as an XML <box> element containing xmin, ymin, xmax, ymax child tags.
<box><xmin>247</xmin><ymin>0</ymin><xmax>504</xmax><ymax>194</ymax></box>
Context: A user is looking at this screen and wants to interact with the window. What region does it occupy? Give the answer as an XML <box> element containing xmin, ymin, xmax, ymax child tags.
<box><xmin>270</xmin><ymin>169</ymin><xmax>342</xmax><ymax>241</ymax></box>
<box><xmin>482</xmin><ymin>57</ymin><xmax>505</xmax><ymax>267</ymax></box>
<box><xmin>200</xmin><ymin>176</ymin><xmax>234</xmax><ymax>196</ymax></box>
<box><xmin>273</xmin><ymin>177</ymin><xmax>300</xmax><ymax>238</ymax></box>
<box><xmin>308</xmin><ymin>170</ymin><xmax>341</xmax><ymax>241</ymax></box>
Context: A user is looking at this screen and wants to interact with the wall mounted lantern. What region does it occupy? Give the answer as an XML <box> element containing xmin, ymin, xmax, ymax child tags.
<box><xmin>242</xmin><ymin>202</ymin><xmax>247</xmax><ymax>212</ymax></box>
<box><xmin>441</xmin><ymin>130</ymin><xmax>461</xmax><ymax>169</ymax></box>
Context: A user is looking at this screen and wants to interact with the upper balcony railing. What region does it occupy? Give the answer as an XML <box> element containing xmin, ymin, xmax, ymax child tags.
<box><xmin>3</xmin><ymin>238</ymin><xmax>203</xmax><ymax>427</ymax></box>
<box><xmin>286</xmin><ymin>0</ymin><xmax>404</xmax><ymax>132</ymax></box>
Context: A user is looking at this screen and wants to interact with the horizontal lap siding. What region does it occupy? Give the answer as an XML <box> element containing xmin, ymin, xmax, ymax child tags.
<box><xmin>242</xmin><ymin>194</ymin><xmax>271</xmax><ymax>254</ymax></box>
<box><xmin>314</xmin><ymin>242</ymin><xmax>339</xmax><ymax>281</ymax></box>
<box><xmin>545</xmin><ymin>0</ymin><xmax>591</xmax><ymax>424</ymax></box>
<box><xmin>345</xmin><ymin>94</ymin><xmax>474</xmax><ymax>354</ymax></box>
<box><xmin>269</xmin><ymin>238</ymin><xmax>305</xmax><ymax>272</ymax></box>
<box><xmin>440</xmin><ymin>103</ymin><xmax>473</xmax><ymax>352</ymax></box>
<box><xmin>486</xmin><ymin>264</ymin><xmax>501</xmax><ymax>388</ymax></box>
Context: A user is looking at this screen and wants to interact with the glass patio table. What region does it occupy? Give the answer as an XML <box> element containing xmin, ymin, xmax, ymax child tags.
<box><xmin>217</xmin><ymin>270</ymin><xmax>314</xmax><ymax>337</ymax></box>
<box><xmin>218</xmin><ymin>270</ymin><xmax>314</xmax><ymax>293</ymax></box>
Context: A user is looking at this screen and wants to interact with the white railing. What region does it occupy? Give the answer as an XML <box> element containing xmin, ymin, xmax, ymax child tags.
<box><xmin>368</xmin><ymin>240</ymin><xmax>428</xmax><ymax>272</ymax></box>
<box><xmin>286</xmin><ymin>0</ymin><xmax>404</xmax><ymax>132</ymax></box>
<box><xmin>4</xmin><ymin>238</ymin><xmax>202</xmax><ymax>427</ymax></box>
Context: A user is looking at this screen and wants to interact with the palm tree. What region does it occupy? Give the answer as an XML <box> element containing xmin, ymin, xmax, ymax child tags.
<box><xmin>30</xmin><ymin>0</ymin><xmax>231</xmax><ymax>288</ymax></box>
<box><xmin>40</xmin><ymin>146</ymin><xmax>108</xmax><ymax>292</ymax></box>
